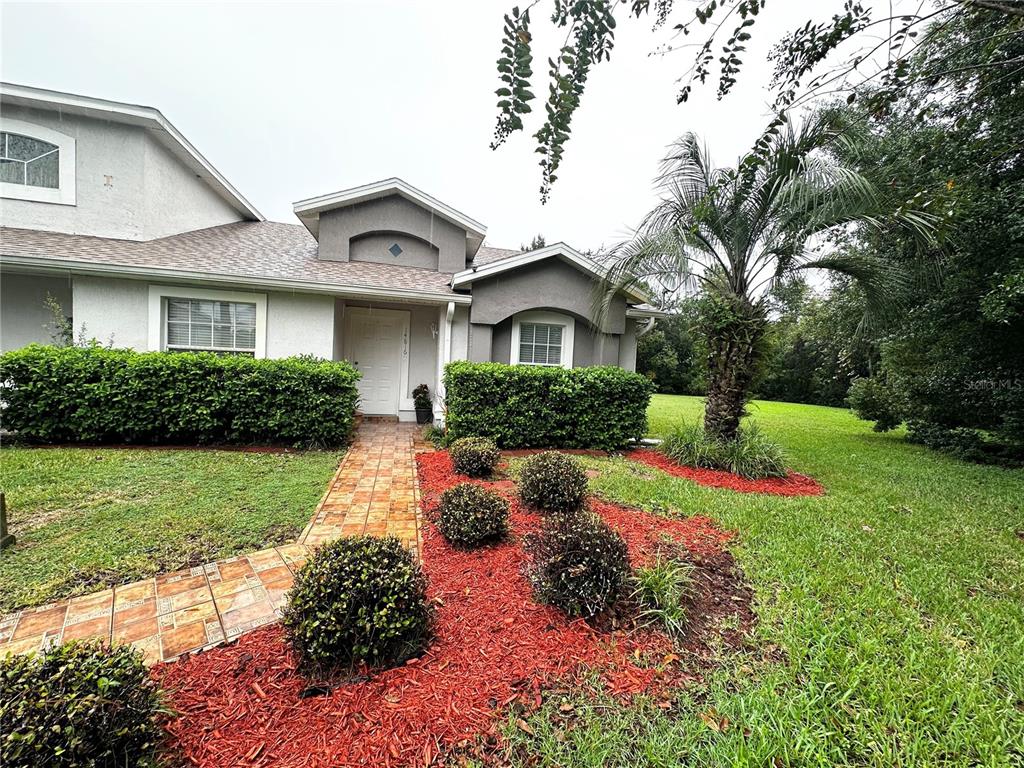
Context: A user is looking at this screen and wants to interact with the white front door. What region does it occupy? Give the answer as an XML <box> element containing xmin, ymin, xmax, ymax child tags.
<box><xmin>343</xmin><ymin>307</ymin><xmax>409</xmax><ymax>415</ymax></box>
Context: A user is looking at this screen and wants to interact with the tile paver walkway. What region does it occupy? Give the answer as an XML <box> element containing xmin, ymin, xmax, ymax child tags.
<box><xmin>0</xmin><ymin>420</ymin><xmax>427</xmax><ymax>665</ymax></box>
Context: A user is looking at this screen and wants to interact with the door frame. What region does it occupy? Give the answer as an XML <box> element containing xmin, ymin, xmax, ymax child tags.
<box><xmin>342</xmin><ymin>306</ymin><xmax>411</xmax><ymax>415</ymax></box>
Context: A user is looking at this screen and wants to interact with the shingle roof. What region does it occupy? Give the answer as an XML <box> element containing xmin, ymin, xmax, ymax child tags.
<box><xmin>0</xmin><ymin>222</ymin><xmax>459</xmax><ymax>296</ymax></box>
<box><xmin>472</xmin><ymin>245</ymin><xmax>522</xmax><ymax>266</ymax></box>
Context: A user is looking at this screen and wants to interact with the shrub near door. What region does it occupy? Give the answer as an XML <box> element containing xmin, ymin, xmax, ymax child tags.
<box><xmin>443</xmin><ymin>362</ymin><xmax>654</xmax><ymax>450</ymax></box>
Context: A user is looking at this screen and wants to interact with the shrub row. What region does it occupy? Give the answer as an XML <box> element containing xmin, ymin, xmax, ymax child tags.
<box><xmin>0</xmin><ymin>345</ymin><xmax>360</xmax><ymax>447</ymax></box>
<box><xmin>443</xmin><ymin>362</ymin><xmax>654</xmax><ymax>450</ymax></box>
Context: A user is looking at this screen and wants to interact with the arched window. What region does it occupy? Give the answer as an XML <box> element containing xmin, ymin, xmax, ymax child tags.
<box><xmin>0</xmin><ymin>132</ymin><xmax>59</xmax><ymax>188</ymax></box>
<box><xmin>0</xmin><ymin>119</ymin><xmax>76</xmax><ymax>205</ymax></box>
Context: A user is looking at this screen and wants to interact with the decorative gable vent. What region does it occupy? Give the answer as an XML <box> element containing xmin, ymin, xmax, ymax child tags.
<box><xmin>388</xmin><ymin>243</ymin><xmax>403</xmax><ymax>257</ymax></box>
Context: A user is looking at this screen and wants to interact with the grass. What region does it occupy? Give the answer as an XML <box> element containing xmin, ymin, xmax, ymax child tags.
<box><xmin>0</xmin><ymin>447</ymin><xmax>342</xmax><ymax>611</ymax></box>
<box><xmin>498</xmin><ymin>394</ymin><xmax>1024</xmax><ymax>766</ymax></box>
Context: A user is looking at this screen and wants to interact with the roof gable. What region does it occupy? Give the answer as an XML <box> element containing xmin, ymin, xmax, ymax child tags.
<box><xmin>452</xmin><ymin>242</ymin><xmax>650</xmax><ymax>304</ymax></box>
<box><xmin>0</xmin><ymin>82</ymin><xmax>264</xmax><ymax>222</ymax></box>
<box><xmin>292</xmin><ymin>178</ymin><xmax>486</xmax><ymax>255</ymax></box>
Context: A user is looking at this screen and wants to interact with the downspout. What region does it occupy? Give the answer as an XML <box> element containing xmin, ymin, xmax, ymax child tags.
<box><xmin>435</xmin><ymin>301</ymin><xmax>455</xmax><ymax>425</ymax></box>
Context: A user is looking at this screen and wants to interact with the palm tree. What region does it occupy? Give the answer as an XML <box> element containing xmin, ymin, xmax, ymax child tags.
<box><xmin>602</xmin><ymin>114</ymin><xmax>936</xmax><ymax>442</ymax></box>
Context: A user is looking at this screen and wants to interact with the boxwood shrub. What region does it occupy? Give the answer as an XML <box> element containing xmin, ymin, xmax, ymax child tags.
<box><xmin>449</xmin><ymin>436</ymin><xmax>501</xmax><ymax>477</ymax></box>
<box><xmin>518</xmin><ymin>451</ymin><xmax>589</xmax><ymax>514</ymax></box>
<box><xmin>443</xmin><ymin>362</ymin><xmax>654</xmax><ymax>450</ymax></box>
<box><xmin>281</xmin><ymin>535</ymin><xmax>431</xmax><ymax>670</ymax></box>
<box><xmin>0</xmin><ymin>640</ymin><xmax>164</xmax><ymax>767</ymax></box>
<box><xmin>525</xmin><ymin>511</ymin><xmax>631</xmax><ymax>620</ymax></box>
<box><xmin>0</xmin><ymin>344</ymin><xmax>360</xmax><ymax>447</ymax></box>
<box><xmin>436</xmin><ymin>482</ymin><xmax>510</xmax><ymax>547</ymax></box>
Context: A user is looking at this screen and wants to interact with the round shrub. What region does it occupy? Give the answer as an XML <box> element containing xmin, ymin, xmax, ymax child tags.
<box><xmin>518</xmin><ymin>451</ymin><xmax>588</xmax><ymax>513</ymax></box>
<box><xmin>282</xmin><ymin>535</ymin><xmax>431</xmax><ymax>670</ymax></box>
<box><xmin>526</xmin><ymin>511</ymin><xmax>631</xmax><ymax>620</ymax></box>
<box><xmin>0</xmin><ymin>640</ymin><xmax>163</xmax><ymax>767</ymax></box>
<box><xmin>449</xmin><ymin>437</ymin><xmax>501</xmax><ymax>477</ymax></box>
<box><xmin>437</xmin><ymin>482</ymin><xmax>510</xmax><ymax>547</ymax></box>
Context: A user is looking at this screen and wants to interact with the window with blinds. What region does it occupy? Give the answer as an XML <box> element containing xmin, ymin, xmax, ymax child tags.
<box><xmin>518</xmin><ymin>322</ymin><xmax>563</xmax><ymax>366</ymax></box>
<box><xmin>166</xmin><ymin>298</ymin><xmax>257</xmax><ymax>354</ymax></box>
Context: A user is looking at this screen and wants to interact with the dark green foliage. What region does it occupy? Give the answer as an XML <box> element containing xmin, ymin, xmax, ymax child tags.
<box><xmin>0</xmin><ymin>641</ymin><xmax>163</xmax><ymax>767</ymax></box>
<box><xmin>0</xmin><ymin>344</ymin><xmax>360</xmax><ymax>447</ymax></box>
<box><xmin>444</xmin><ymin>362</ymin><xmax>653</xmax><ymax>450</ymax></box>
<box><xmin>436</xmin><ymin>483</ymin><xmax>510</xmax><ymax>547</ymax></box>
<box><xmin>518</xmin><ymin>451</ymin><xmax>588</xmax><ymax>514</ymax></box>
<box><xmin>846</xmin><ymin>377</ymin><xmax>903</xmax><ymax>433</ymax></box>
<box><xmin>660</xmin><ymin>421</ymin><xmax>786</xmax><ymax>479</ymax></box>
<box><xmin>636</xmin><ymin>306</ymin><xmax>704</xmax><ymax>395</ymax></box>
<box><xmin>281</xmin><ymin>535</ymin><xmax>431</xmax><ymax>670</ymax></box>
<box><xmin>449</xmin><ymin>437</ymin><xmax>501</xmax><ymax>478</ymax></box>
<box><xmin>525</xmin><ymin>510</ymin><xmax>630</xmax><ymax>620</ymax></box>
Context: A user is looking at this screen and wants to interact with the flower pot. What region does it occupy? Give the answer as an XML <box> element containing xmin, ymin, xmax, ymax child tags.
<box><xmin>415</xmin><ymin>407</ymin><xmax>433</xmax><ymax>425</ymax></box>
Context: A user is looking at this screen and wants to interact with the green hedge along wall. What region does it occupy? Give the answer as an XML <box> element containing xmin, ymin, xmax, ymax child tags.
<box><xmin>0</xmin><ymin>345</ymin><xmax>361</xmax><ymax>447</ymax></box>
<box><xmin>443</xmin><ymin>361</ymin><xmax>653</xmax><ymax>450</ymax></box>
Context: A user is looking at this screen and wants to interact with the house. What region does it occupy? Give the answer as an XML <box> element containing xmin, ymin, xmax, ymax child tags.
<box><xmin>0</xmin><ymin>83</ymin><xmax>660</xmax><ymax>421</ymax></box>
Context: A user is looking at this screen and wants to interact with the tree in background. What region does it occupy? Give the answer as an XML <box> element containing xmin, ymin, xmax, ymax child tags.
<box><xmin>600</xmin><ymin>114</ymin><xmax>933</xmax><ymax>442</ymax></box>
<box><xmin>831</xmin><ymin>8</ymin><xmax>1024</xmax><ymax>461</ymax></box>
<box><xmin>635</xmin><ymin>300</ymin><xmax>703</xmax><ymax>394</ymax></box>
<box><xmin>520</xmin><ymin>234</ymin><xmax>547</xmax><ymax>251</ymax></box>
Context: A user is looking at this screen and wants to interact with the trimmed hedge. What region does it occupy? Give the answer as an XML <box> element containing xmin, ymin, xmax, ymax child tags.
<box><xmin>443</xmin><ymin>362</ymin><xmax>654</xmax><ymax>450</ymax></box>
<box><xmin>0</xmin><ymin>344</ymin><xmax>360</xmax><ymax>447</ymax></box>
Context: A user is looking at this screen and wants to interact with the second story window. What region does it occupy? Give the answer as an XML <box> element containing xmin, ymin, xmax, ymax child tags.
<box><xmin>0</xmin><ymin>132</ymin><xmax>59</xmax><ymax>189</ymax></box>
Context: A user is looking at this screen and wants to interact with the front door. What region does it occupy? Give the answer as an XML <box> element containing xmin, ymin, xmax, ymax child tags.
<box><xmin>343</xmin><ymin>307</ymin><xmax>408</xmax><ymax>415</ymax></box>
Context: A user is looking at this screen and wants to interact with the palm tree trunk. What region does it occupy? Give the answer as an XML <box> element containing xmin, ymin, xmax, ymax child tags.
<box><xmin>701</xmin><ymin>297</ymin><xmax>767</xmax><ymax>442</ymax></box>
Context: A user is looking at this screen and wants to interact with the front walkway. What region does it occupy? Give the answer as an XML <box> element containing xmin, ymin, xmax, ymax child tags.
<box><xmin>0</xmin><ymin>421</ymin><xmax>426</xmax><ymax>665</ymax></box>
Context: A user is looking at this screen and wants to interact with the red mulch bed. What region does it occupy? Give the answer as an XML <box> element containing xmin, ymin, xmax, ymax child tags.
<box><xmin>627</xmin><ymin>448</ymin><xmax>824</xmax><ymax>497</ymax></box>
<box><xmin>155</xmin><ymin>452</ymin><xmax>736</xmax><ymax>767</ymax></box>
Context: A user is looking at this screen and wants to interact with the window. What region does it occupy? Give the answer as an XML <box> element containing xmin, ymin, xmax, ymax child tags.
<box><xmin>0</xmin><ymin>132</ymin><xmax>59</xmax><ymax>188</ymax></box>
<box><xmin>518</xmin><ymin>322</ymin><xmax>563</xmax><ymax>366</ymax></box>
<box><xmin>511</xmin><ymin>311</ymin><xmax>575</xmax><ymax>369</ymax></box>
<box><xmin>165</xmin><ymin>298</ymin><xmax>257</xmax><ymax>354</ymax></box>
<box><xmin>0</xmin><ymin>119</ymin><xmax>76</xmax><ymax>205</ymax></box>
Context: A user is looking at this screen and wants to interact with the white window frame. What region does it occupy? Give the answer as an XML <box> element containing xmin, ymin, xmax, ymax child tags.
<box><xmin>511</xmin><ymin>310</ymin><xmax>575</xmax><ymax>369</ymax></box>
<box><xmin>148</xmin><ymin>285</ymin><xmax>267</xmax><ymax>358</ymax></box>
<box><xmin>0</xmin><ymin>118</ymin><xmax>76</xmax><ymax>206</ymax></box>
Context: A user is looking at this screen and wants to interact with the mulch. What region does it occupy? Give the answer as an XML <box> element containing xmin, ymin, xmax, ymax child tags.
<box><xmin>155</xmin><ymin>451</ymin><xmax>739</xmax><ymax>767</ymax></box>
<box><xmin>626</xmin><ymin>448</ymin><xmax>825</xmax><ymax>497</ymax></box>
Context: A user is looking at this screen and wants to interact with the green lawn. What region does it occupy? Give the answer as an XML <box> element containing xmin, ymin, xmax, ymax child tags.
<box><xmin>0</xmin><ymin>447</ymin><xmax>341</xmax><ymax>612</ymax></box>
<box><xmin>500</xmin><ymin>395</ymin><xmax>1024</xmax><ymax>766</ymax></box>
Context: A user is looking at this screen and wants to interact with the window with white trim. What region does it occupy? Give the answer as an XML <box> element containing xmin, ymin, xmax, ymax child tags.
<box><xmin>165</xmin><ymin>298</ymin><xmax>257</xmax><ymax>355</ymax></box>
<box><xmin>0</xmin><ymin>132</ymin><xmax>59</xmax><ymax>188</ymax></box>
<box><xmin>518</xmin><ymin>322</ymin><xmax>564</xmax><ymax>366</ymax></box>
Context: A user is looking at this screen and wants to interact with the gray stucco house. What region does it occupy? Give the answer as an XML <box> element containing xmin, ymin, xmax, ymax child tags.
<box><xmin>0</xmin><ymin>83</ymin><xmax>660</xmax><ymax>421</ymax></box>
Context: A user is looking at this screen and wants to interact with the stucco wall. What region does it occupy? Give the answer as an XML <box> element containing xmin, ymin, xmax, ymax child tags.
<box><xmin>0</xmin><ymin>105</ymin><xmax>243</xmax><ymax>240</ymax></box>
<box><xmin>618</xmin><ymin>319</ymin><xmax>638</xmax><ymax>371</ymax></box>
<box><xmin>349</xmin><ymin>232</ymin><xmax>439</xmax><ymax>271</ymax></box>
<box><xmin>450</xmin><ymin>305</ymin><xmax>470</xmax><ymax>362</ymax></box>
<box><xmin>0</xmin><ymin>272</ymin><xmax>73</xmax><ymax>351</ymax></box>
<box><xmin>72</xmin><ymin>276</ymin><xmax>150</xmax><ymax>349</ymax></box>
<box><xmin>317</xmin><ymin>196</ymin><xmax>468</xmax><ymax>272</ymax></box>
<box><xmin>468</xmin><ymin>259</ymin><xmax>626</xmax><ymax>334</ymax></box>
<box><xmin>266</xmin><ymin>292</ymin><xmax>335</xmax><ymax>359</ymax></box>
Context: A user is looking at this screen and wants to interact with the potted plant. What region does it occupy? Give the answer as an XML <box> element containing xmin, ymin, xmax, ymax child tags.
<box><xmin>413</xmin><ymin>384</ymin><xmax>433</xmax><ymax>424</ymax></box>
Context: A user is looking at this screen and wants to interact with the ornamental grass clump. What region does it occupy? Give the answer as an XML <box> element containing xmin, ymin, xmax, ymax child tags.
<box><xmin>449</xmin><ymin>437</ymin><xmax>501</xmax><ymax>478</ymax></box>
<box><xmin>437</xmin><ymin>482</ymin><xmax>509</xmax><ymax>548</ymax></box>
<box><xmin>660</xmin><ymin>420</ymin><xmax>787</xmax><ymax>479</ymax></box>
<box><xmin>282</xmin><ymin>535</ymin><xmax>431</xmax><ymax>671</ymax></box>
<box><xmin>0</xmin><ymin>640</ymin><xmax>164</xmax><ymax>767</ymax></box>
<box><xmin>631</xmin><ymin>554</ymin><xmax>695</xmax><ymax>639</ymax></box>
<box><xmin>518</xmin><ymin>451</ymin><xmax>588</xmax><ymax>514</ymax></box>
<box><xmin>525</xmin><ymin>511</ymin><xmax>631</xmax><ymax>620</ymax></box>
